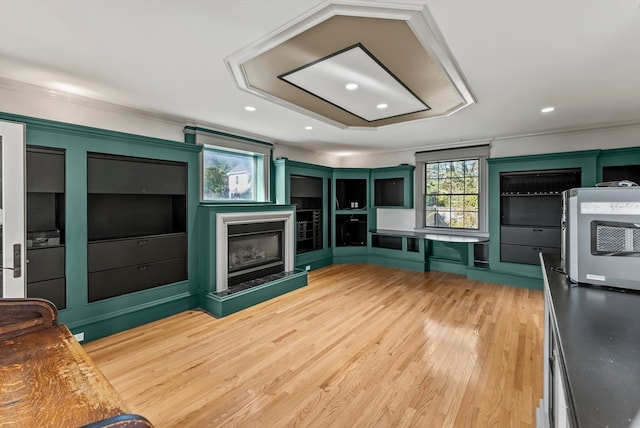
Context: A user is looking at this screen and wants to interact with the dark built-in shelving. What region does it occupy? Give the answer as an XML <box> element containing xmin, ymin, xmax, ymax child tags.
<box><xmin>500</xmin><ymin>168</ymin><xmax>580</xmax><ymax>265</ymax></box>
<box><xmin>291</xmin><ymin>174</ymin><xmax>323</xmax><ymax>254</ymax></box>
<box><xmin>374</xmin><ymin>177</ymin><xmax>404</xmax><ymax>207</ymax></box>
<box><xmin>26</xmin><ymin>146</ymin><xmax>66</xmax><ymax>309</ymax></box>
<box><xmin>87</xmin><ymin>153</ymin><xmax>187</xmax><ymax>302</ymax></box>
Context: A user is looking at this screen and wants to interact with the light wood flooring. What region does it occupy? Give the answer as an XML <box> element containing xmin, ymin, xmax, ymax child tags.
<box><xmin>84</xmin><ymin>264</ymin><xmax>544</xmax><ymax>428</ymax></box>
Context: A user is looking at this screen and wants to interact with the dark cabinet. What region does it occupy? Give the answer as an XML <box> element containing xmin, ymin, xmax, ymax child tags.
<box><xmin>500</xmin><ymin>168</ymin><xmax>580</xmax><ymax>265</ymax></box>
<box><xmin>374</xmin><ymin>178</ymin><xmax>404</xmax><ymax>207</ymax></box>
<box><xmin>25</xmin><ymin>147</ymin><xmax>66</xmax><ymax>310</ymax></box>
<box><xmin>87</xmin><ymin>153</ymin><xmax>187</xmax><ymax>302</ymax></box>
<box><xmin>88</xmin><ymin>155</ymin><xmax>186</xmax><ymax>195</ymax></box>
<box><xmin>290</xmin><ymin>175</ymin><xmax>323</xmax><ymax>254</ymax></box>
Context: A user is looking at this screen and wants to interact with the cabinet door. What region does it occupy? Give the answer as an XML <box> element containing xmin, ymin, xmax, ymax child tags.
<box><xmin>501</xmin><ymin>244</ymin><xmax>560</xmax><ymax>265</ymax></box>
<box><xmin>88</xmin><ymin>155</ymin><xmax>186</xmax><ymax>195</ymax></box>
<box><xmin>27</xmin><ymin>247</ymin><xmax>65</xmax><ymax>283</ymax></box>
<box><xmin>501</xmin><ymin>226</ymin><xmax>561</xmax><ymax>248</ymax></box>
<box><xmin>27</xmin><ymin>278</ymin><xmax>66</xmax><ymax>310</ymax></box>
<box><xmin>26</xmin><ymin>148</ymin><xmax>65</xmax><ymax>193</ymax></box>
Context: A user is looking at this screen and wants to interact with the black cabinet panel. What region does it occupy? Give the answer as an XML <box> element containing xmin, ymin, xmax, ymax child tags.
<box><xmin>88</xmin><ymin>233</ymin><xmax>186</xmax><ymax>272</ymax></box>
<box><xmin>26</xmin><ymin>247</ymin><xmax>65</xmax><ymax>283</ymax></box>
<box><xmin>27</xmin><ymin>278</ymin><xmax>66</xmax><ymax>310</ymax></box>
<box><xmin>500</xmin><ymin>226</ymin><xmax>560</xmax><ymax>248</ymax></box>
<box><xmin>374</xmin><ymin>178</ymin><xmax>404</xmax><ymax>207</ymax></box>
<box><xmin>26</xmin><ymin>148</ymin><xmax>65</xmax><ymax>193</ymax></box>
<box><xmin>291</xmin><ymin>175</ymin><xmax>322</xmax><ymax>198</ymax></box>
<box><xmin>88</xmin><ymin>258</ymin><xmax>187</xmax><ymax>302</ymax></box>
<box><xmin>87</xmin><ymin>155</ymin><xmax>186</xmax><ymax>195</ymax></box>
<box><xmin>372</xmin><ymin>234</ymin><xmax>402</xmax><ymax>250</ymax></box>
<box><xmin>87</xmin><ymin>194</ymin><xmax>185</xmax><ymax>240</ymax></box>
<box><xmin>500</xmin><ymin>244</ymin><xmax>560</xmax><ymax>265</ymax></box>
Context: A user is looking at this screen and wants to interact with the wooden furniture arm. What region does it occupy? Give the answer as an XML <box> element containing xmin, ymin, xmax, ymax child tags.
<box><xmin>81</xmin><ymin>414</ymin><xmax>155</xmax><ymax>428</ymax></box>
<box><xmin>0</xmin><ymin>298</ymin><xmax>58</xmax><ymax>340</ymax></box>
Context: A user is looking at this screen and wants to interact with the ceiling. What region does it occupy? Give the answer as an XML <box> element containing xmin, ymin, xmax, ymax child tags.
<box><xmin>1</xmin><ymin>0</ymin><xmax>639</xmax><ymax>155</ymax></box>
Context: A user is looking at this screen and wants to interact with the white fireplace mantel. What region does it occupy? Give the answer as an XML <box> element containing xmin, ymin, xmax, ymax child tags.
<box><xmin>215</xmin><ymin>210</ymin><xmax>295</xmax><ymax>293</ymax></box>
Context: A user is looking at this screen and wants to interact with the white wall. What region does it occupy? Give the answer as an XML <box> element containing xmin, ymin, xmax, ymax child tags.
<box><xmin>2</xmin><ymin>82</ymin><xmax>638</xmax><ymax>167</ymax></box>
<box><xmin>272</xmin><ymin>142</ymin><xmax>339</xmax><ymax>167</ymax></box>
<box><xmin>337</xmin><ymin>124</ymin><xmax>640</xmax><ymax>168</ymax></box>
<box><xmin>0</xmin><ymin>85</ymin><xmax>185</xmax><ymax>143</ymax></box>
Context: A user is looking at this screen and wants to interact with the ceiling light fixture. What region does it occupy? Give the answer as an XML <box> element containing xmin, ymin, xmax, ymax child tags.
<box><xmin>305</xmin><ymin>126</ymin><xmax>313</xmax><ymax>130</ymax></box>
<box><xmin>244</xmin><ymin>106</ymin><xmax>256</xmax><ymax>112</ymax></box>
<box><xmin>279</xmin><ymin>44</ymin><xmax>428</xmax><ymax>122</ymax></box>
<box><xmin>345</xmin><ymin>83</ymin><xmax>359</xmax><ymax>90</ymax></box>
<box><xmin>377</xmin><ymin>103</ymin><xmax>388</xmax><ymax>109</ymax></box>
<box><xmin>540</xmin><ymin>106</ymin><xmax>555</xmax><ymax>113</ymax></box>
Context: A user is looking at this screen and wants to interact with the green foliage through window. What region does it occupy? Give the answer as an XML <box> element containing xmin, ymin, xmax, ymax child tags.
<box><xmin>425</xmin><ymin>159</ymin><xmax>479</xmax><ymax>229</ymax></box>
<box><xmin>203</xmin><ymin>149</ymin><xmax>256</xmax><ymax>201</ymax></box>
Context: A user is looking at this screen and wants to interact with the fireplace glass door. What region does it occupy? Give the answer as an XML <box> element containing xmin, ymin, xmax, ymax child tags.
<box><xmin>228</xmin><ymin>221</ymin><xmax>284</xmax><ymax>286</ymax></box>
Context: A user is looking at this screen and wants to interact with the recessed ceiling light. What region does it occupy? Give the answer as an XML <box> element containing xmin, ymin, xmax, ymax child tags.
<box><xmin>305</xmin><ymin>126</ymin><xmax>313</xmax><ymax>130</ymax></box>
<box><xmin>345</xmin><ymin>83</ymin><xmax>358</xmax><ymax>90</ymax></box>
<box><xmin>540</xmin><ymin>106</ymin><xmax>555</xmax><ymax>113</ymax></box>
<box><xmin>244</xmin><ymin>106</ymin><xmax>256</xmax><ymax>112</ymax></box>
<box><xmin>377</xmin><ymin>103</ymin><xmax>388</xmax><ymax>109</ymax></box>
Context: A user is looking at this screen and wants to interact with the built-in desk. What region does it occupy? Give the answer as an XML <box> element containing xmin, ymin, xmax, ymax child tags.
<box><xmin>539</xmin><ymin>253</ymin><xmax>640</xmax><ymax>427</ymax></box>
<box><xmin>370</xmin><ymin>228</ymin><xmax>488</xmax><ymax>243</ymax></box>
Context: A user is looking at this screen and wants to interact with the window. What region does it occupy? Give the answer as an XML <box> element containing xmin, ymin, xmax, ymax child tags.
<box><xmin>425</xmin><ymin>159</ymin><xmax>478</xmax><ymax>229</ymax></box>
<box><xmin>191</xmin><ymin>128</ymin><xmax>271</xmax><ymax>202</ymax></box>
<box><xmin>415</xmin><ymin>145</ymin><xmax>489</xmax><ymax>235</ymax></box>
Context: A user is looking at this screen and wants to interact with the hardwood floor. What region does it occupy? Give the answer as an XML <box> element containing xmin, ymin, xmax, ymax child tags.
<box><xmin>84</xmin><ymin>264</ymin><xmax>544</xmax><ymax>428</ymax></box>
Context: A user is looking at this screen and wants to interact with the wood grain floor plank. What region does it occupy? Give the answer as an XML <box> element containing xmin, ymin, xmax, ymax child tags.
<box><xmin>84</xmin><ymin>264</ymin><xmax>544</xmax><ymax>428</ymax></box>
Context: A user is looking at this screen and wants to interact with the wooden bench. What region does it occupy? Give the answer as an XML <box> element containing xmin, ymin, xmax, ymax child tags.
<box><xmin>0</xmin><ymin>298</ymin><xmax>153</xmax><ymax>427</ymax></box>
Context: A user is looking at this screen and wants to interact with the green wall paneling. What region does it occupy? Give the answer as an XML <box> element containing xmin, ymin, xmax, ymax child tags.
<box><xmin>426</xmin><ymin>240</ymin><xmax>469</xmax><ymax>274</ymax></box>
<box><xmin>368</xmin><ymin>243</ymin><xmax>426</xmax><ymax>272</ymax></box>
<box><xmin>487</xmin><ymin>150</ymin><xmax>600</xmax><ymax>282</ymax></box>
<box><xmin>0</xmin><ymin>112</ymin><xmax>202</xmax><ymax>342</ymax></box>
<box><xmin>465</xmin><ymin>266</ymin><xmax>543</xmax><ymax>290</ymax></box>
<box><xmin>295</xmin><ymin>249</ymin><xmax>333</xmax><ymax>271</ymax></box>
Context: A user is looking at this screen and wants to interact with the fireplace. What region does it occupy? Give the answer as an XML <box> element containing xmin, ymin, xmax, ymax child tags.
<box><xmin>216</xmin><ymin>210</ymin><xmax>295</xmax><ymax>293</ymax></box>
<box><xmin>228</xmin><ymin>222</ymin><xmax>284</xmax><ymax>286</ymax></box>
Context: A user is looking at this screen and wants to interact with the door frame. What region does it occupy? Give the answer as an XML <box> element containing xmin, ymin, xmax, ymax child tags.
<box><xmin>1</xmin><ymin>120</ymin><xmax>26</xmax><ymax>297</ymax></box>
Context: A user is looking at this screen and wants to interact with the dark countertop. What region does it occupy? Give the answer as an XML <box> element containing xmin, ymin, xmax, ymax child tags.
<box><xmin>541</xmin><ymin>254</ymin><xmax>640</xmax><ymax>427</ymax></box>
<box><xmin>370</xmin><ymin>228</ymin><xmax>489</xmax><ymax>243</ymax></box>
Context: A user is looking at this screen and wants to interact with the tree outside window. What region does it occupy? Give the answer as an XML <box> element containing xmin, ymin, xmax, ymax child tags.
<box><xmin>425</xmin><ymin>159</ymin><xmax>479</xmax><ymax>229</ymax></box>
<box><xmin>203</xmin><ymin>149</ymin><xmax>255</xmax><ymax>200</ymax></box>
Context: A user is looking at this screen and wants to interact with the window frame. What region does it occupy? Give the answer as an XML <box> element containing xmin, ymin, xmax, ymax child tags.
<box><xmin>193</xmin><ymin>130</ymin><xmax>272</xmax><ymax>203</ymax></box>
<box><xmin>414</xmin><ymin>145</ymin><xmax>489</xmax><ymax>237</ymax></box>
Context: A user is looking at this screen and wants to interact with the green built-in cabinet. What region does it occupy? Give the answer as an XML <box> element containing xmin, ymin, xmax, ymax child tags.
<box><xmin>1</xmin><ymin>112</ymin><xmax>201</xmax><ymax>342</ymax></box>
<box><xmin>483</xmin><ymin>147</ymin><xmax>640</xmax><ymax>288</ymax></box>
<box><xmin>274</xmin><ymin>159</ymin><xmax>333</xmax><ymax>270</ymax></box>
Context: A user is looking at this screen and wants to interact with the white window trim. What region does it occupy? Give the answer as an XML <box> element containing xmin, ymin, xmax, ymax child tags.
<box><xmin>414</xmin><ymin>145</ymin><xmax>490</xmax><ymax>237</ymax></box>
<box><xmin>193</xmin><ymin>130</ymin><xmax>272</xmax><ymax>203</ymax></box>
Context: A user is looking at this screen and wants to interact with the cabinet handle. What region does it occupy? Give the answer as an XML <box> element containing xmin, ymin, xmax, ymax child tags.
<box><xmin>137</xmin><ymin>239</ymin><xmax>149</xmax><ymax>245</ymax></box>
<box><xmin>532</xmin><ymin>229</ymin><xmax>544</xmax><ymax>232</ymax></box>
<box><xmin>137</xmin><ymin>265</ymin><xmax>149</xmax><ymax>271</ymax></box>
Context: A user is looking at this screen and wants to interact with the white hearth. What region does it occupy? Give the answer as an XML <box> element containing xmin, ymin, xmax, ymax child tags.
<box><xmin>215</xmin><ymin>210</ymin><xmax>295</xmax><ymax>293</ymax></box>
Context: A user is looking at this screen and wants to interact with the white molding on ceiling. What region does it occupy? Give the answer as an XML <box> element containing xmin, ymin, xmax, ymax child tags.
<box><xmin>224</xmin><ymin>0</ymin><xmax>476</xmax><ymax>129</ymax></box>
